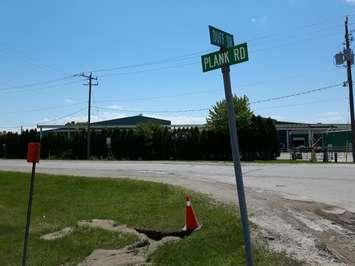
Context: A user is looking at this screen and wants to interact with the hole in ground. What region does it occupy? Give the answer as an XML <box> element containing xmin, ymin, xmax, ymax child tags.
<box><xmin>135</xmin><ymin>228</ymin><xmax>192</xmax><ymax>241</ymax></box>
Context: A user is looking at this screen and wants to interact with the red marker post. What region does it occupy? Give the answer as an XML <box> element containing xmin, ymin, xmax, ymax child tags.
<box><xmin>22</xmin><ymin>143</ymin><xmax>40</xmax><ymax>266</ymax></box>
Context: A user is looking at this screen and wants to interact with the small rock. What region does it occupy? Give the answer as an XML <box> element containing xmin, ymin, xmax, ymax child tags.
<box><xmin>265</xmin><ymin>235</ymin><xmax>275</xmax><ymax>241</ymax></box>
<box><xmin>40</xmin><ymin>227</ymin><xmax>73</xmax><ymax>240</ymax></box>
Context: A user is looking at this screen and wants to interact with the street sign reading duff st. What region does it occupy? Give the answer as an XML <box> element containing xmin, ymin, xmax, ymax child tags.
<box><xmin>201</xmin><ymin>42</ymin><xmax>249</xmax><ymax>72</ymax></box>
<box><xmin>209</xmin><ymin>25</ymin><xmax>234</xmax><ymax>48</ymax></box>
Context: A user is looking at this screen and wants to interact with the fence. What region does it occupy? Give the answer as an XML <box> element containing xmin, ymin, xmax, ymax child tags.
<box><xmin>278</xmin><ymin>146</ymin><xmax>353</xmax><ymax>162</ymax></box>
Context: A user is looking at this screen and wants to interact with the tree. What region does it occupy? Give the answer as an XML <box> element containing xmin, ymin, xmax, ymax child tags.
<box><xmin>135</xmin><ymin>122</ymin><xmax>164</xmax><ymax>159</ymax></box>
<box><xmin>206</xmin><ymin>95</ymin><xmax>253</xmax><ymax>132</ymax></box>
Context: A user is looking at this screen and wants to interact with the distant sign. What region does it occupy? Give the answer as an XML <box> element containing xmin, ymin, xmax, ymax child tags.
<box><xmin>201</xmin><ymin>42</ymin><xmax>249</xmax><ymax>72</ymax></box>
<box><xmin>209</xmin><ymin>25</ymin><xmax>234</xmax><ymax>48</ymax></box>
<box><xmin>106</xmin><ymin>137</ymin><xmax>111</xmax><ymax>146</ymax></box>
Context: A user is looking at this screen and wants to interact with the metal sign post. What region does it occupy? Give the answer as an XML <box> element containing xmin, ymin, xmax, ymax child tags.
<box><xmin>221</xmin><ymin>64</ymin><xmax>253</xmax><ymax>266</ymax></box>
<box><xmin>202</xmin><ymin>26</ymin><xmax>253</xmax><ymax>266</ymax></box>
<box><xmin>22</xmin><ymin>143</ymin><xmax>40</xmax><ymax>266</ymax></box>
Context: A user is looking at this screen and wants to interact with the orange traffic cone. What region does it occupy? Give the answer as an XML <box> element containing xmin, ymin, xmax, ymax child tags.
<box><xmin>182</xmin><ymin>195</ymin><xmax>201</xmax><ymax>232</ymax></box>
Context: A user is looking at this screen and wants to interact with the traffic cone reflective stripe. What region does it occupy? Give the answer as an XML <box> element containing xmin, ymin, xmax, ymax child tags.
<box><xmin>183</xmin><ymin>195</ymin><xmax>201</xmax><ymax>232</ymax></box>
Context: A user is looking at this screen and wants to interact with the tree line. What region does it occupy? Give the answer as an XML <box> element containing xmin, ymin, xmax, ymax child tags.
<box><xmin>0</xmin><ymin>95</ymin><xmax>280</xmax><ymax>161</ymax></box>
<box><xmin>0</xmin><ymin>116</ymin><xmax>279</xmax><ymax>161</ymax></box>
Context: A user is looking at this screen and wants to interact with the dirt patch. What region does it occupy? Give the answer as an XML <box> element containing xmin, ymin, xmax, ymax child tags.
<box><xmin>39</xmin><ymin>219</ymin><xmax>185</xmax><ymax>265</ymax></box>
<box><xmin>321</xmin><ymin>206</ymin><xmax>346</xmax><ymax>215</ymax></box>
<box><xmin>317</xmin><ymin>208</ymin><xmax>355</xmax><ymax>232</ymax></box>
<box><xmin>248</xmin><ymin>190</ymin><xmax>355</xmax><ymax>265</ymax></box>
<box><xmin>75</xmin><ymin>219</ymin><xmax>184</xmax><ymax>265</ymax></box>
<box><xmin>78</xmin><ymin>219</ymin><xmax>150</xmax><ymax>247</ymax></box>
<box><xmin>77</xmin><ymin>248</ymin><xmax>148</xmax><ymax>266</ymax></box>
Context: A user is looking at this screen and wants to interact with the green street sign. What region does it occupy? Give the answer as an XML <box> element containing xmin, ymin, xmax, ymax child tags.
<box><xmin>209</xmin><ymin>25</ymin><xmax>234</xmax><ymax>48</ymax></box>
<box><xmin>201</xmin><ymin>42</ymin><xmax>249</xmax><ymax>72</ymax></box>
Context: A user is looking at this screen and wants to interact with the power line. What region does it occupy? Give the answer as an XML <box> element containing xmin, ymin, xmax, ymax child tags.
<box><xmin>247</xmin><ymin>22</ymin><xmax>343</xmax><ymax>44</ymax></box>
<box><xmin>237</xmin><ymin>69</ymin><xmax>336</xmax><ymax>88</ymax></box>
<box><xmin>253</xmin><ymin>97</ymin><xmax>348</xmax><ymax>110</ymax></box>
<box><xmin>93</xmin><ymin>80</ymin><xmax>340</xmax><ymax>106</ymax></box>
<box><xmin>100</xmin><ymin>61</ymin><xmax>199</xmax><ymax>78</ymax></box>
<box><xmin>0</xmin><ymin>80</ymin><xmax>81</xmax><ymax>94</ymax></box>
<box><xmin>0</xmin><ymin>21</ymin><xmax>345</xmax><ymax>92</ymax></box>
<box><xmin>0</xmin><ymin>19</ymin><xmax>347</xmax><ymax>96</ymax></box>
<box><xmin>98</xmin><ymin>31</ymin><xmax>338</xmax><ymax>78</ymax></box>
<box><xmin>0</xmin><ymin>75</ymin><xmax>77</xmax><ymax>92</ymax></box>
<box><xmin>91</xmin><ymin>50</ymin><xmax>211</xmax><ymax>74</ymax></box>
<box><xmin>250</xmin><ymin>83</ymin><xmax>342</xmax><ymax>104</ymax></box>
<box><xmin>0</xmin><ymin>80</ymin><xmax>342</xmax><ymax>117</ymax></box>
<box><xmin>251</xmin><ymin>30</ymin><xmax>342</xmax><ymax>54</ymax></box>
<box><xmin>94</xmin><ymin>88</ymin><xmax>220</xmax><ymax>104</ymax></box>
<box><xmin>97</xmin><ymin>27</ymin><xmax>343</xmax><ymax>77</ymax></box>
<box><xmin>91</xmin><ymin>83</ymin><xmax>343</xmax><ymax>114</ymax></box>
<box><xmin>94</xmin><ymin>23</ymin><xmax>343</xmax><ymax>75</ymax></box>
<box><xmin>93</xmin><ymin>106</ymin><xmax>209</xmax><ymax>113</ymax></box>
<box><xmin>91</xmin><ymin>68</ymin><xmax>336</xmax><ymax>104</ymax></box>
<box><xmin>0</xmin><ymin>62</ymin><xmax>199</xmax><ymax>94</ymax></box>
<box><xmin>0</xmin><ymin>108</ymin><xmax>87</xmax><ymax>130</ymax></box>
<box><xmin>0</xmin><ymin>46</ymin><xmax>65</xmax><ymax>75</ymax></box>
<box><xmin>0</xmin><ymin>82</ymin><xmax>345</xmax><ymax>130</ymax></box>
<box><xmin>0</xmin><ymin>61</ymin><xmax>198</xmax><ymax>94</ymax></box>
<box><xmin>0</xmin><ymin>101</ymin><xmax>87</xmax><ymax>115</ymax></box>
<box><xmin>37</xmin><ymin>107</ymin><xmax>87</xmax><ymax>125</ymax></box>
<box><xmin>95</xmin><ymin>32</ymin><xmax>341</xmax><ymax>79</ymax></box>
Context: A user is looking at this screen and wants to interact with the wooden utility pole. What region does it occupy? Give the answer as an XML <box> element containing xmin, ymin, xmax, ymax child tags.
<box><xmin>80</xmin><ymin>72</ymin><xmax>98</xmax><ymax>159</ymax></box>
<box><xmin>344</xmin><ymin>16</ymin><xmax>355</xmax><ymax>162</ymax></box>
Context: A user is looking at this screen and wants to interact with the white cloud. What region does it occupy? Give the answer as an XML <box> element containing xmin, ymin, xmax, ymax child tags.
<box><xmin>345</xmin><ymin>0</ymin><xmax>355</xmax><ymax>3</ymax></box>
<box><xmin>268</xmin><ymin>115</ymin><xmax>286</xmax><ymax>121</ymax></box>
<box><xmin>154</xmin><ymin>115</ymin><xmax>206</xmax><ymax>125</ymax></box>
<box><xmin>105</xmin><ymin>104</ymin><xmax>123</xmax><ymax>110</ymax></box>
<box><xmin>251</xmin><ymin>16</ymin><xmax>268</xmax><ymax>26</ymax></box>
<box><xmin>64</xmin><ymin>98</ymin><xmax>75</xmax><ymax>104</ymax></box>
<box><xmin>314</xmin><ymin>111</ymin><xmax>347</xmax><ymax>123</ymax></box>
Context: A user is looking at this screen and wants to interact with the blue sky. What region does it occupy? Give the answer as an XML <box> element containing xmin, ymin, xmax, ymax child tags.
<box><xmin>0</xmin><ymin>0</ymin><xmax>354</xmax><ymax>130</ymax></box>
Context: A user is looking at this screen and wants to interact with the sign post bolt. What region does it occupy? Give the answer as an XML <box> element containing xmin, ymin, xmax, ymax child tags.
<box><xmin>22</xmin><ymin>143</ymin><xmax>40</xmax><ymax>266</ymax></box>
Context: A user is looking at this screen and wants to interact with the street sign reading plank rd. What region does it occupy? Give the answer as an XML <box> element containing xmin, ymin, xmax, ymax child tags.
<box><xmin>201</xmin><ymin>43</ymin><xmax>249</xmax><ymax>72</ymax></box>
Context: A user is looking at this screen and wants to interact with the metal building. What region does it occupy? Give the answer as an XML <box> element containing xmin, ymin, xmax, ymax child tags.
<box><xmin>276</xmin><ymin>121</ymin><xmax>350</xmax><ymax>151</ymax></box>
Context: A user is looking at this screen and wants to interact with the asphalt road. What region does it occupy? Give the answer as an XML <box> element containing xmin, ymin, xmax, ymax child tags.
<box><xmin>1</xmin><ymin>159</ymin><xmax>354</xmax><ymax>212</ymax></box>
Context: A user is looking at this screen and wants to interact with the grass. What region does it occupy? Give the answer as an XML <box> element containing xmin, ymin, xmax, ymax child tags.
<box><xmin>0</xmin><ymin>171</ymin><xmax>302</xmax><ymax>265</ymax></box>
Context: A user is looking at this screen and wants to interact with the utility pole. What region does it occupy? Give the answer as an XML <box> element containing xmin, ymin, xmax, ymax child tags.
<box><xmin>345</xmin><ymin>16</ymin><xmax>355</xmax><ymax>162</ymax></box>
<box><xmin>80</xmin><ymin>72</ymin><xmax>98</xmax><ymax>159</ymax></box>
